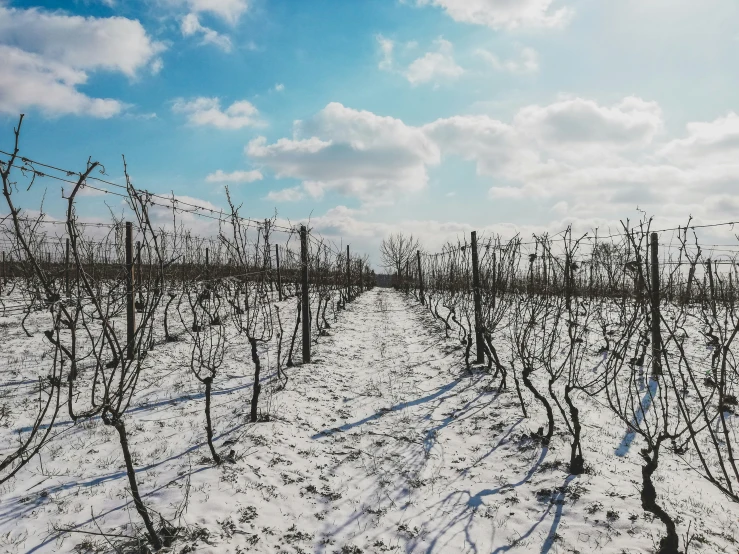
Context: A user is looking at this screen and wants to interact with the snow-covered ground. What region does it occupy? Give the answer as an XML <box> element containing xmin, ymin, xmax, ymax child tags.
<box><xmin>1</xmin><ymin>288</ymin><xmax>738</xmax><ymax>553</ymax></box>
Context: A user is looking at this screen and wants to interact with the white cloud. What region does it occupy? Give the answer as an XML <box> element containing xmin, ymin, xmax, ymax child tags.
<box><xmin>378</xmin><ymin>36</ymin><xmax>463</xmax><ymax>86</ymax></box>
<box><xmin>250</xmin><ymin>99</ymin><xmax>739</xmax><ymax>263</ymax></box>
<box><xmin>424</xmin><ymin>97</ymin><xmax>739</xmax><ymax>221</ymax></box>
<box><xmin>658</xmin><ymin>112</ymin><xmax>739</xmax><ymax>165</ymax></box>
<box><xmin>514</xmin><ymin>96</ymin><xmax>663</xmax><ymax>149</ymax></box>
<box><xmin>376</xmin><ymin>34</ymin><xmax>395</xmax><ymax>71</ymax></box>
<box><xmin>415</xmin><ymin>0</ymin><xmax>573</xmax><ymax>30</ymax></box>
<box><xmin>181</xmin><ymin>13</ymin><xmax>232</xmax><ymax>51</ymax></box>
<box><xmin>549</xmin><ymin>200</ymin><xmax>569</xmax><ymax>215</ymax></box>
<box><xmin>0</xmin><ymin>6</ymin><xmax>165</xmax><ymax>76</ymax></box>
<box><xmin>702</xmin><ymin>194</ymin><xmax>739</xmax><ymax>217</ymax></box>
<box><xmin>172</xmin><ymin>97</ymin><xmax>261</xmax><ymax>129</ymax></box>
<box><xmin>124</xmin><ymin>111</ymin><xmax>158</xmax><ymax>120</ymax></box>
<box><xmin>169</xmin><ymin>0</ymin><xmax>249</xmax><ymax>24</ymax></box>
<box><xmin>265</xmin><ymin>187</ymin><xmax>305</xmax><ymax>202</ymax></box>
<box><xmin>246</xmin><ymin>102</ymin><xmax>440</xmax><ymax>205</ymax></box>
<box><xmin>247</xmin><ymin>136</ymin><xmax>331</xmax><ymax>157</ymax></box>
<box><xmin>205</xmin><ymin>169</ymin><xmax>263</xmax><ymax>183</ymax></box>
<box><xmin>488</xmin><ymin>186</ymin><xmax>527</xmax><ymax>199</ymax></box>
<box><xmin>274</xmin><ymin>83</ymin><xmax>285</xmax><ymax>92</ymax></box>
<box><xmin>243</xmin><ymin>96</ymin><xmax>739</xmax><ymax>225</ymax></box>
<box><xmin>404</xmin><ymin>38</ymin><xmax>464</xmax><ymax>85</ymax></box>
<box><xmin>251</xmin><ymin>97</ymin><xmax>663</xmax><ymax>208</ymax></box>
<box><xmin>422</xmin><ymin>97</ymin><xmax>670</xmax><ymax>205</ymax></box>
<box><xmin>423</xmin><ymin>114</ymin><xmax>528</xmax><ymax>178</ymax></box>
<box><xmin>0</xmin><ymin>45</ymin><xmax>125</xmax><ymax>118</ymax></box>
<box><xmin>0</xmin><ymin>6</ymin><xmax>164</xmax><ymax>117</ymax></box>
<box><xmin>477</xmin><ymin>46</ymin><xmax>539</xmax><ymax>74</ymax></box>
<box><xmin>150</xmin><ymin>58</ymin><xmax>164</xmax><ymax>75</ymax></box>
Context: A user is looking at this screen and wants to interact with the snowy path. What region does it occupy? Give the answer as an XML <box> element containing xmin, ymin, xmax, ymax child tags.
<box><xmin>183</xmin><ymin>288</ymin><xmax>633</xmax><ymax>553</ymax></box>
<box><xmin>4</xmin><ymin>288</ymin><xmax>737</xmax><ymax>553</ymax></box>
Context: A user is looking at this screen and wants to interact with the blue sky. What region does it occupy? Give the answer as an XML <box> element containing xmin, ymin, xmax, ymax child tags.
<box><xmin>2</xmin><ymin>0</ymin><xmax>739</xmax><ymax>262</ymax></box>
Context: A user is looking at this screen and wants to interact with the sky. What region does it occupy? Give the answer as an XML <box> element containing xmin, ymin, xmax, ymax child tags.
<box><xmin>1</xmin><ymin>0</ymin><xmax>739</xmax><ymax>266</ymax></box>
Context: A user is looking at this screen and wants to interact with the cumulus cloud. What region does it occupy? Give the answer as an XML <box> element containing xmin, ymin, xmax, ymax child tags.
<box><xmin>0</xmin><ymin>6</ymin><xmax>165</xmax><ymax>76</ymax></box>
<box><xmin>172</xmin><ymin>97</ymin><xmax>262</xmax><ymax>129</ymax></box>
<box><xmin>476</xmin><ymin>46</ymin><xmax>539</xmax><ymax>74</ymax></box>
<box><xmin>0</xmin><ymin>7</ymin><xmax>164</xmax><ymax>117</ymax></box>
<box><xmin>415</xmin><ymin>0</ymin><xmax>573</xmax><ymax>30</ymax></box>
<box><xmin>376</xmin><ymin>34</ymin><xmax>395</xmax><ymax>71</ymax></box>
<box><xmin>265</xmin><ymin>187</ymin><xmax>305</xmax><ymax>202</ymax></box>
<box><xmin>658</xmin><ymin>112</ymin><xmax>739</xmax><ymax>165</ymax></box>
<box><xmin>243</xmin><ymin>96</ymin><xmax>739</xmax><ymax>226</ymax></box>
<box><xmin>0</xmin><ymin>45</ymin><xmax>124</xmax><ymax>117</ymax></box>
<box><xmin>150</xmin><ymin>58</ymin><xmax>164</xmax><ymax>75</ymax></box>
<box><xmin>246</xmin><ymin>102</ymin><xmax>440</xmax><ymax>205</ymax></box>
<box><xmin>424</xmin><ymin>114</ymin><xmax>521</xmax><ymax>170</ymax></box>
<box><xmin>404</xmin><ymin>38</ymin><xmax>464</xmax><ymax>85</ymax></box>
<box><xmin>168</xmin><ymin>0</ymin><xmax>249</xmax><ymax>24</ymax></box>
<box><xmin>428</xmin><ymin>97</ymin><xmax>739</xmax><ymax>221</ymax></box>
<box><xmin>514</xmin><ymin>96</ymin><xmax>663</xmax><ymax>148</ymax></box>
<box><xmin>378</xmin><ymin>36</ymin><xmax>463</xmax><ymax>86</ymax></box>
<box><xmin>205</xmin><ymin>169</ymin><xmax>263</xmax><ymax>183</ymax></box>
<box><xmin>181</xmin><ymin>13</ymin><xmax>232</xmax><ymax>51</ymax></box>
<box><xmin>245</xmin><ymin>99</ymin><xmax>739</xmax><ymax>262</ymax></box>
<box><xmin>422</xmin><ymin>97</ymin><xmax>670</xmax><ymax>204</ymax></box>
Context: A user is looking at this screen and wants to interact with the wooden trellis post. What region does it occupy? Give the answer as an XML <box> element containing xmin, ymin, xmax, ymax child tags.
<box><xmin>301</xmin><ymin>225</ymin><xmax>310</xmax><ymax>363</ymax></box>
<box><xmin>730</xmin><ymin>271</ymin><xmax>734</xmax><ymax>307</ymax></box>
<box><xmin>471</xmin><ymin>231</ymin><xmax>484</xmax><ymax>364</ymax></box>
<box><xmin>126</xmin><ymin>222</ymin><xmax>135</xmax><ymax>360</ymax></box>
<box><xmin>529</xmin><ymin>255</ymin><xmax>534</xmax><ymax>293</ymax></box>
<box><xmin>588</xmin><ymin>259</ymin><xmax>594</xmax><ymax>298</ymax></box>
<box><xmin>417</xmin><ymin>250</ymin><xmax>424</xmax><ymax>305</ymax></box>
<box><xmin>276</xmin><ymin>244</ymin><xmax>283</xmax><ymax>301</ymax></box>
<box><xmin>650</xmin><ymin>232</ymin><xmax>661</xmax><ymax>376</ymax></box>
<box><xmin>346</xmin><ymin>244</ymin><xmax>351</xmax><ymax>302</ymax></box>
<box><xmin>565</xmin><ymin>254</ymin><xmax>572</xmax><ymax>309</ymax></box>
<box><xmin>405</xmin><ymin>259</ymin><xmax>409</xmax><ymax>295</ymax></box>
<box><xmin>136</xmin><ymin>240</ymin><xmax>142</xmax><ymax>303</ymax></box>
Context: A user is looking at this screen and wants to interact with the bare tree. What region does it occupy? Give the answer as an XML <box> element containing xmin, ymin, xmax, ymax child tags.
<box><xmin>178</xmin><ymin>278</ymin><xmax>227</xmax><ymax>465</ymax></box>
<box><xmin>0</xmin><ymin>116</ymin><xmax>66</xmax><ymax>484</ymax></box>
<box><xmin>478</xmin><ymin>235</ymin><xmax>520</xmax><ymax>388</ymax></box>
<box><xmin>221</xmin><ymin>195</ymin><xmax>274</xmax><ymax>423</ymax></box>
<box><xmin>380</xmin><ymin>232</ymin><xmax>419</xmax><ymax>288</ymax></box>
<box><xmin>2</xmin><ymin>119</ymin><xmax>168</xmax><ymax>548</ymax></box>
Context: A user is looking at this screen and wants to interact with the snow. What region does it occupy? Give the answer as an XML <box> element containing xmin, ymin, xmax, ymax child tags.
<box><xmin>0</xmin><ymin>288</ymin><xmax>738</xmax><ymax>553</ymax></box>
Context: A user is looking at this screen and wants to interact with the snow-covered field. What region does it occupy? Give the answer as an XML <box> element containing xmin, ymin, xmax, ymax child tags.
<box><xmin>1</xmin><ymin>288</ymin><xmax>738</xmax><ymax>553</ymax></box>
